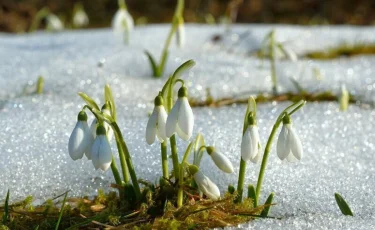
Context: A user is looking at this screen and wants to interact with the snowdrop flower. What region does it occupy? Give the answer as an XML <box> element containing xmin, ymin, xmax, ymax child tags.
<box><xmin>146</xmin><ymin>95</ymin><xmax>168</xmax><ymax>145</ymax></box>
<box><xmin>276</xmin><ymin>115</ymin><xmax>303</xmax><ymax>162</ymax></box>
<box><xmin>112</xmin><ymin>6</ymin><xmax>134</xmax><ymax>43</ymax></box>
<box><xmin>68</xmin><ymin>111</ymin><xmax>93</xmax><ymax>160</ymax></box>
<box><xmin>91</xmin><ymin>125</ymin><xmax>113</xmax><ymax>171</ymax></box>
<box><xmin>189</xmin><ymin>165</ymin><xmax>220</xmax><ymax>201</ymax></box>
<box><xmin>206</xmin><ymin>146</ymin><xmax>234</xmax><ymax>173</ymax></box>
<box><xmin>176</xmin><ymin>16</ymin><xmax>185</xmax><ymax>48</ymax></box>
<box><xmin>166</xmin><ymin>86</ymin><xmax>194</xmax><ymax>140</ymax></box>
<box><xmin>46</xmin><ymin>14</ymin><xmax>64</xmax><ymax>31</ymax></box>
<box><xmin>73</xmin><ymin>4</ymin><xmax>89</xmax><ymax>28</ymax></box>
<box><xmin>241</xmin><ymin>114</ymin><xmax>261</xmax><ymax>163</ymax></box>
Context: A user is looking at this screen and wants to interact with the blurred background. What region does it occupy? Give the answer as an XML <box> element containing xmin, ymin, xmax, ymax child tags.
<box><xmin>1</xmin><ymin>0</ymin><xmax>375</xmax><ymax>33</ymax></box>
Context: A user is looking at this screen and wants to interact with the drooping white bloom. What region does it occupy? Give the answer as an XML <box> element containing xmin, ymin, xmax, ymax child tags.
<box><xmin>166</xmin><ymin>86</ymin><xmax>194</xmax><ymax>141</ymax></box>
<box><xmin>112</xmin><ymin>8</ymin><xmax>134</xmax><ymax>43</ymax></box>
<box><xmin>46</xmin><ymin>14</ymin><xmax>64</xmax><ymax>31</ymax></box>
<box><xmin>207</xmin><ymin>146</ymin><xmax>234</xmax><ymax>173</ymax></box>
<box><xmin>193</xmin><ymin>170</ymin><xmax>220</xmax><ymax>201</ymax></box>
<box><xmin>73</xmin><ymin>5</ymin><xmax>89</xmax><ymax>28</ymax></box>
<box><xmin>176</xmin><ymin>17</ymin><xmax>185</xmax><ymax>48</ymax></box>
<box><xmin>68</xmin><ymin>111</ymin><xmax>93</xmax><ymax>160</ymax></box>
<box><xmin>241</xmin><ymin>125</ymin><xmax>261</xmax><ymax>163</ymax></box>
<box><xmin>91</xmin><ymin>125</ymin><xmax>113</xmax><ymax>171</ymax></box>
<box><xmin>283</xmin><ymin>46</ymin><xmax>298</xmax><ymax>62</ymax></box>
<box><xmin>146</xmin><ymin>96</ymin><xmax>168</xmax><ymax>145</ymax></box>
<box><xmin>277</xmin><ymin>117</ymin><xmax>303</xmax><ymax>162</ymax></box>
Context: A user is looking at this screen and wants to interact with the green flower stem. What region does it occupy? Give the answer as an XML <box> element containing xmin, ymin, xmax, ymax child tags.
<box><xmin>161</xmin><ymin>141</ymin><xmax>169</xmax><ymax>179</ymax></box>
<box><xmin>177</xmin><ymin>142</ymin><xmax>193</xmax><ymax>207</ymax></box>
<box><xmin>115</xmin><ymin>139</ymin><xmax>130</xmax><ymax>183</ymax></box>
<box><xmin>236</xmin><ymin>159</ymin><xmax>247</xmax><ymax>203</ymax></box>
<box><xmin>29</xmin><ymin>7</ymin><xmax>50</xmax><ymax>32</ymax></box>
<box><xmin>36</xmin><ymin>76</ymin><xmax>44</xmax><ymax>94</ymax></box>
<box><xmin>110</xmin><ymin>155</ymin><xmax>122</xmax><ymax>185</ymax></box>
<box><xmin>255</xmin><ymin>100</ymin><xmax>305</xmax><ymax>205</ymax></box>
<box><xmin>170</xmin><ymin>135</ymin><xmax>180</xmax><ymax>180</ymax></box>
<box><xmin>118</xmin><ymin>0</ymin><xmax>127</xmax><ymax>9</ymax></box>
<box><xmin>269</xmin><ymin>31</ymin><xmax>277</xmax><ymax>95</ymax></box>
<box><xmin>110</xmin><ymin>121</ymin><xmax>141</xmax><ymax>200</ymax></box>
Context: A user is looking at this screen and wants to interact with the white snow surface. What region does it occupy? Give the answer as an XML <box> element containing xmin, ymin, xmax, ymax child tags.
<box><xmin>1</xmin><ymin>24</ymin><xmax>375</xmax><ymax>229</ymax></box>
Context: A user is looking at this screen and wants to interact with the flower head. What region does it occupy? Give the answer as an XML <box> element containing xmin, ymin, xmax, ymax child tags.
<box><xmin>166</xmin><ymin>86</ymin><xmax>194</xmax><ymax>140</ymax></box>
<box><xmin>46</xmin><ymin>14</ymin><xmax>64</xmax><ymax>31</ymax></box>
<box><xmin>176</xmin><ymin>16</ymin><xmax>185</xmax><ymax>48</ymax></box>
<box><xmin>91</xmin><ymin>125</ymin><xmax>113</xmax><ymax>171</ymax></box>
<box><xmin>241</xmin><ymin>113</ymin><xmax>261</xmax><ymax>163</ymax></box>
<box><xmin>189</xmin><ymin>165</ymin><xmax>220</xmax><ymax>201</ymax></box>
<box><xmin>206</xmin><ymin>146</ymin><xmax>234</xmax><ymax>173</ymax></box>
<box><xmin>68</xmin><ymin>111</ymin><xmax>93</xmax><ymax>160</ymax></box>
<box><xmin>146</xmin><ymin>95</ymin><xmax>168</xmax><ymax>145</ymax></box>
<box><xmin>112</xmin><ymin>8</ymin><xmax>134</xmax><ymax>42</ymax></box>
<box><xmin>89</xmin><ymin>104</ymin><xmax>113</xmax><ymax>142</ymax></box>
<box><xmin>276</xmin><ymin>115</ymin><xmax>303</xmax><ymax>162</ymax></box>
<box><xmin>73</xmin><ymin>3</ymin><xmax>89</xmax><ymax>28</ymax></box>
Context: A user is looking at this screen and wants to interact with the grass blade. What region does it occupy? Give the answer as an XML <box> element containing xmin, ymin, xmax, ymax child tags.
<box><xmin>144</xmin><ymin>51</ymin><xmax>159</xmax><ymax>77</ymax></box>
<box><xmin>55</xmin><ymin>191</ymin><xmax>69</xmax><ymax>230</ymax></box>
<box><xmin>2</xmin><ymin>189</ymin><xmax>10</xmax><ymax>224</ymax></box>
<box><xmin>335</xmin><ymin>193</ymin><xmax>353</xmax><ymax>216</ymax></box>
<box><xmin>260</xmin><ymin>192</ymin><xmax>274</xmax><ymax>217</ymax></box>
<box><xmin>78</xmin><ymin>92</ymin><xmax>100</xmax><ymax>111</ymax></box>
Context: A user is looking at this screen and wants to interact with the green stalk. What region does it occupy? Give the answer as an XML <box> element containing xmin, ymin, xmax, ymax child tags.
<box><xmin>110</xmin><ymin>155</ymin><xmax>122</xmax><ymax>185</ymax></box>
<box><xmin>118</xmin><ymin>0</ymin><xmax>127</xmax><ymax>9</ymax></box>
<box><xmin>29</xmin><ymin>7</ymin><xmax>50</xmax><ymax>32</ymax></box>
<box><xmin>269</xmin><ymin>31</ymin><xmax>277</xmax><ymax>95</ymax></box>
<box><xmin>36</xmin><ymin>76</ymin><xmax>44</xmax><ymax>94</ymax></box>
<box><xmin>161</xmin><ymin>141</ymin><xmax>169</xmax><ymax>179</ymax></box>
<box><xmin>235</xmin><ymin>159</ymin><xmax>247</xmax><ymax>203</ymax></box>
<box><xmin>111</xmin><ymin>122</ymin><xmax>141</xmax><ymax>200</ymax></box>
<box><xmin>115</xmin><ymin>139</ymin><xmax>130</xmax><ymax>183</ymax></box>
<box><xmin>177</xmin><ymin>142</ymin><xmax>193</xmax><ymax>207</ymax></box>
<box><xmin>170</xmin><ymin>135</ymin><xmax>180</xmax><ymax>180</ymax></box>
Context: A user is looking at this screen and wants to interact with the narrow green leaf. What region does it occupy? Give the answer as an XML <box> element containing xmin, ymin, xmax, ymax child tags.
<box><xmin>78</xmin><ymin>92</ymin><xmax>100</xmax><ymax>111</ymax></box>
<box><xmin>260</xmin><ymin>192</ymin><xmax>274</xmax><ymax>217</ymax></box>
<box><xmin>2</xmin><ymin>189</ymin><xmax>10</xmax><ymax>224</ymax></box>
<box><xmin>91</xmin><ymin>108</ymin><xmax>114</xmax><ymax>123</ymax></box>
<box><xmin>104</xmin><ymin>84</ymin><xmax>117</xmax><ymax>121</ymax></box>
<box><xmin>171</xmin><ymin>59</ymin><xmax>195</xmax><ymax>82</ymax></box>
<box><xmin>335</xmin><ymin>193</ymin><xmax>354</xmax><ymax>216</ymax></box>
<box><xmin>158</xmin><ymin>50</ymin><xmax>169</xmax><ymax>77</ymax></box>
<box><xmin>55</xmin><ymin>191</ymin><xmax>69</xmax><ymax>230</ymax></box>
<box><xmin>144</xmin><ymin>51</ymin><xmax>159</xmax><ymax>77</ymax></box>
<box><xmin>36</xmin><ymin>76</ymin><xmax>44</xmax><ymax>94</ymax></box>
<box><xmin>35</xmin><ymin>226</ymin><xmax>39</xmax><ymax>230</ymax></box>
<box><xmin>247</xmin><ymin>185</ymin><xmax>257</xmax><ymax>208</ymax></box>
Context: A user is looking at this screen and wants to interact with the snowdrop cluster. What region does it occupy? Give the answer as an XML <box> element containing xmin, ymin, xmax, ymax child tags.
<box><xmin>68</xmin><ymin>105</ymin><xmax>113</xmax><ymax>171</ymax></box>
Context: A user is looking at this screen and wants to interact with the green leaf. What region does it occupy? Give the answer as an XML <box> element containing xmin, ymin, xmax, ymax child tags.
<box><xmin>78</xmin><ymin>92</ymin><xmax>100</xmax><ymax>111</ymax></box>
<box><xmin>92</xmin><ymin>108</ymin><xmax>114</xmax><ymax>124</ymax></box>
<box><xmin>247</xmin><ymin>185</ymin><xmax>257</xmax><ymax>208</ymax></box>
<box><xmin>335</xmin><ymin>193</ymin><xmax>354</xmax><ymax>216</ymax></box>
<box><xmin>2</xmin><ymin>189</ymin><xmax>10</xmax><ymax>224</ymax></box>
<box><xmin>158</xmin><ymin>50</ymin><xmax>169</xmax><ymax>77</ymax></box>
<box><xmin>144</xmin><ymin>50</ymin><xmax>159</xmax><ymax>77</ymax></box>
<box><xmin>55</xmin><ymin>191</ymin><xmax>69</xmax><ymax>230</ymax></box>
<box><xmin>36</xmin><ymin>76</ymin><xmax>44</xmax><ymax>94</ymax></box>
<box><xmin>171</xmin><ymin>59</ymin><xmax>195</xmax><ymax>82</ymax></box>
<box><xmin>260</xmin><ymin>192</ymin><xmax>274</xmax><ymax>217</ymax></box>
<box><xmin>104</xmin><ymin>84</ymin><xmax>117</xmax><ymax>121</ymax></box>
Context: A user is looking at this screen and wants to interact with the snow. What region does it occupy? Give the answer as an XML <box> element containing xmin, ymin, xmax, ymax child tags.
<box><xmin>1</xmin><ymin>24</ymin><xmax>375</xmax><ymax>229</ymax></box>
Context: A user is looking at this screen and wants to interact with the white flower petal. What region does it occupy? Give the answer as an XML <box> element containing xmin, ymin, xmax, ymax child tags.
<box><xmin>166</xmin><ymin>99</ymin><xmax>181</xmax><ymax>137</ymax></box>
<box><xmin>176</xmin><ymin>23</ymin><xmax>185</xmax><ymax>47</ymax></box>
<box><xmin>250</xmin><ymin>143</ymin><xmax>262</xmax><ymax>164</ymax></box>
<box><xmin>84</xmin><ymin>124</ymin><xmax>95</xmax><ymax>160</ymax></box>
<box><xmin>46</xmin><ymin>14</ymin><xmax>64</xmax><ymax>31</ymax></box>
<box><xmin>210</xmin><ymin>151</ymin><xmax>234</xmax><ymax>173</ymax></box>
<box><xmin>241</xmin><ymin>127</ymin><xmax>252</xmax><ymax>161</ymax></box>
<box><xmin>156</xmin><ymin>106</ymin><xmax>168</xmax><ymax>142</ymax></box>
<box><xmin>288</xmin><ymin>126</ymin><xmax>303</xmax><ymax>160</ymax></box>
<box><xmin>91</xmin><ymin>135</ymin><xmax>112</xmax><ymax>171</ymax></box>
<box><xmin>177</xmin><ymin>97</ymin><xmax>194</xmax><ymax>140</ymax></box>
<box><xmin>68</xmin><ymin>121</ymin><xmax>88</xmax><ymax>160</ymax></box>
<box><xmin>277</xmin><ymin>125</ymin><xmax>291</xmax><ymax>160</ymax></box>
<box><xmin>90</xmin><ymin>119</ymin><xmax>97</xmax><ymax>138</ymax></box>
<box><xmin>194</xmin><ymin>171</ymin><xmax>220</xmax><ymax>201</ymax></box>
<box><xmin>286</xmin><ymin>152</ymin><xmax>298</xmax><ymax>162</ymax></box>
<box><xmin>146</xmin><ymin>108</ymin><xmax>158</xmax><ymax>145</ymax></box>
<box><xmin>249</xmin><ymin>125</ymin><xmax>260</xmax><ymax>159</ymax></box>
